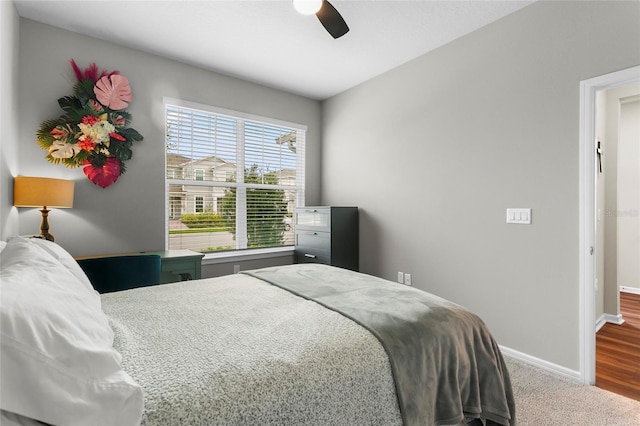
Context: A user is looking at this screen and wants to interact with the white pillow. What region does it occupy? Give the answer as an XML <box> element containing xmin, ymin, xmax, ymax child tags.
<box><xmin>1</xmin><ymin>409</ymin><xmax>49</xmax><ymax>426</ymax></box>
<box><xmin>24</xmin><ymin>237</ymin><xmax>96</xmax><ymax>297</ymax></box>
<box><xmin>0</xmin><ymin>237</ymin><xmax>144</xmax><ymax>426</ymax></box>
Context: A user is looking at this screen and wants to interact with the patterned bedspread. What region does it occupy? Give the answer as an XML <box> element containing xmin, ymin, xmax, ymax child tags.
<box><xmin>101</xmin><ymin>273</ymin><xmax>402</xmax><ymax>426</ymax></box>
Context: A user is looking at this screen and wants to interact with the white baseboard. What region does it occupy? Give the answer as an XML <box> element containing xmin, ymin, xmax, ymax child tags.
<box><xmin>499</xmin><ymin>345</ymin><xmax>581</xmax><ymax>382</ymax></box>
<box><xmin>500</xmin><ymin>287</ymin><xmax>637</xmax><ymax>383</ymax></box>
<box><xmin>593</xmin><ymin>288</ymin><xmax>638</xmax><ymax>331</ymax></box>
<box><xmin>596</xmin><ymin>313</ymin><xmax>625</xmax><ymax>332</ymax></box>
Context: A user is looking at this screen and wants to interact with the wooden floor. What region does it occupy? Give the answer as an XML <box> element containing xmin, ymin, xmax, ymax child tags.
<box><xmin>596</xmin><ymin>291</ymin><xmax>640</xmax><ymax>401</ymax></box>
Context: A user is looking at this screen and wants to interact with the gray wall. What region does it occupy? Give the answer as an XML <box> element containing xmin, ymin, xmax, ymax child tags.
<box><xmin>321</xmin><ymin>1</ymin><xmax>640</xmax><ymax>371</ymax></box>
<box><xmin>0</xmin><ymin>1</ymin><xmax>20</xmax><ymax>240</ymax></box>
<box><xmin>15</xmin><ymin>19</ymin><xmax>321</xmax><ymax>257</ymax></box>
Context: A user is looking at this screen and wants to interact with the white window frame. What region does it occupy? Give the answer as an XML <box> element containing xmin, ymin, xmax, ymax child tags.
<box><xmin>164</xmin><ymin>97</ymin><xmax>306</xmax><ymax>260</ymax></box>
<box><xmin>194</xmin><ymin>196</ymin><xmax>204</xmax><ymax>213</ymax></box>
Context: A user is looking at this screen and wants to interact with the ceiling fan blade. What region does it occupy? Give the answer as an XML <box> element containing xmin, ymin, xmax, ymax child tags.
<box><xmin>316</xmin><ymin>0</ymin><xmax>349</xmax><ymax>39</ymax></box>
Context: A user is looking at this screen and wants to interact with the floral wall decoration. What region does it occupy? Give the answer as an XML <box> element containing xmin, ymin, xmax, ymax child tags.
<box><xmin>37</xmin><ymin>59</ymin><xmax>143</xmax><ymax>188</ymax></box>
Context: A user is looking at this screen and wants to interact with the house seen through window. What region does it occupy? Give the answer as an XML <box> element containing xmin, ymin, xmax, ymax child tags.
<box><xmin>165</xmin><ymin>98</ymin><xmax>306</xmax><ymax>254</ymax></box>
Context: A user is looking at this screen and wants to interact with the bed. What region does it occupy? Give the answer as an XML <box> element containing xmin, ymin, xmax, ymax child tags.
<box><xmin>0</xmin><ymin>237</ymin><xmax>516</xmax><ymax>426</ymax></box>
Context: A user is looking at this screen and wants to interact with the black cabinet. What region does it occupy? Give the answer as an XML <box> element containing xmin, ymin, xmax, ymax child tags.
<box><xmin>294</xmin><ymin>206</ymin><xmax>359</xmax><ymax>271</ymax></box>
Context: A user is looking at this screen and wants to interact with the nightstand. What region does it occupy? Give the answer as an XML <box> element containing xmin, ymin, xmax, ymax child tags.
<box><xmin>148</xmin><ymin>250</ymin><xmax>204</xmax><ymax>283</ymax></box>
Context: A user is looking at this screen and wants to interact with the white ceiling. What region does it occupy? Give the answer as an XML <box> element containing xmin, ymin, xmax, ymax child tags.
<box><xmin>14</xmin><ymin>0</ymin><xmax>535</xmax><ymax>100</ymax></box>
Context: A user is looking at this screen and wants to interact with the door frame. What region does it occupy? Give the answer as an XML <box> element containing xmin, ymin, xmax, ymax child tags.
<box><xmin>579</xmin><ymin>65</ymin><xmax>640</xmax><ymax>384</ymax></box>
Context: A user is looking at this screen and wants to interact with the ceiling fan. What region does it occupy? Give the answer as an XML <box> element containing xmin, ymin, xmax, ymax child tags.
<box><xmin>293</xmin><ymin>0</ymin><xmax>350</xmax><ymax>39</ymax></box>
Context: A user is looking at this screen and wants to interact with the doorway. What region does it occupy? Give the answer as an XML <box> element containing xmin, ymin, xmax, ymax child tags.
<box><xmin>596</xmin><ymin>86</ymin><xmax>640</xmax><ymax>327</ymax></box>
<box><xmin>594</xmin><ymin>84</ymin><xmax>640</xmax><ymax>399</ymax></box>
<box><xmin>579</xmin><ymin>66</ymin><xmax>640</xmax><ymax>385</ymax></box>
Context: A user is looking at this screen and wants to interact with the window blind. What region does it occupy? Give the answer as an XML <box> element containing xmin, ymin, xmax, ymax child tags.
<box><xmin>165</xmin><ymin>99</ymin><xmax>305</xmax><ymax>254</ymax></box>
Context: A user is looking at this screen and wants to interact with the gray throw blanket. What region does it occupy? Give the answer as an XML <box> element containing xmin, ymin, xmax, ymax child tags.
<box><xmin>244</xmin><ymin>264</ymin><xmax>516</xmax><ymax>426</ymax></box>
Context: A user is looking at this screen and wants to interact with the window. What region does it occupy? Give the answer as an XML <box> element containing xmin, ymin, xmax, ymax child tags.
<box><xmin>169</xmin><ymin>196</ymin><xmax>182</xmax><ymax>219</ymax></box>
<box><xmin>165</xmin><ymin>98</ymin><xmax>306</xmax><ymax>255</ymax></box>
<box><xmin>195</xmin><ymin>196</ymin><xmax>204</xmax><ymax>213</ymax></box>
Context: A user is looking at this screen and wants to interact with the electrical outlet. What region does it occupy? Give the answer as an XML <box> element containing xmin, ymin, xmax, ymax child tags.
<box><xmin>234</xmin><ymin>265</ymin><xmax>240</xmax><ymax>274</ymax></box>
<box><xmin>404</xmin><ymin>273</ymin><xmax>412</xmax><ymax>286</ymax></box>
<box><xmin>397</xmin><ymin>272</ymin><xmax>404</xmax><ymax>284</ymax></box>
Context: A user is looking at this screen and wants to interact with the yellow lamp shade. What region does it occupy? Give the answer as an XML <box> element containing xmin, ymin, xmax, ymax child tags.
<box><xmin>14</xmin><ymin>176</ymin><xmax>75</xmax><ymax>209</ymax></box>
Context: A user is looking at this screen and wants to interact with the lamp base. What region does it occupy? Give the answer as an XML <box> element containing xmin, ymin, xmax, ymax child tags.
<box><xmin>39</xmin><ymin>208</ymin><xmax>55</xmax><ymax>242</ymax></box>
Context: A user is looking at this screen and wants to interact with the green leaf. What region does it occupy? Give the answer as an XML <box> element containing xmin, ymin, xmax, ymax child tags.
<box><xmin>43</xmin><ymin>153</ymin><xmax>82</xmax><ymax>168</ymax></box>
<box><xmin>110</xmin><ymin>110</ymin><xmax>132</xmax><ymax>126</ymax></box>
<box><xmin>65</xmin><ymin>110</ymin><xmax>85</xmax><ymax>125</ymax></box>
<box><xmin>119</xmin><ymin>127</ymin><xmax>143</xmax><ymax>142</ymax></box>
<box><xmin>36</xmin><ymin>118</ymin><xmax>64</xmax><ymax>149</ymax></box>
<box><xmin>109</xmin><ymin>142</ymin><xmax>132</xmax><ymax>161</ymax></box>
<box><xmin>73</xmin><ymin>150</ymin><xmax>89</xmax><ymax>164</ymax></box>
<box><xmin>73</xmin><ymin>79</ymin><xmax>97</xmax><ymax>105</ymax></box>
<box><xmin>58</xmin><ymin>96</ymin><xmax>82</xmax><ymax>113</ymax></box>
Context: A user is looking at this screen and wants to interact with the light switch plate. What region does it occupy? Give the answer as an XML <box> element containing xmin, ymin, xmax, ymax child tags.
<box><xmin>506</xmin><ymin>208</ymin><xmax>532</xmax><ymax>224</ymax></box>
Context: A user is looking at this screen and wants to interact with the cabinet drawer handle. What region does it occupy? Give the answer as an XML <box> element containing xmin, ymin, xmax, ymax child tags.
<box><xmin>304</xmin><ymin>254</ymin><xmax>316</xmax><ymax>259</ymax></box>
<box><xmin>305</xmin><ymin>209</ymin><xmax>318</xmax><ymax>213</ymax></box>
<box><xmin>307</xmin><ymin>232</ymin><xmax>318</xmax><ymax>235</ymax></box>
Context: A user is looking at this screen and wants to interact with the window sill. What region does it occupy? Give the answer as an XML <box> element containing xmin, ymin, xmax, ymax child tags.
<box><xmin>201</xmin><ymin>246</ymin><xmax>295</xmax><ymax>265</ymax></box>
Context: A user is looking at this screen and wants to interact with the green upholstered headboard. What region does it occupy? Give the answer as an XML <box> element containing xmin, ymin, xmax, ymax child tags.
<box><xmin>77</xmin><ymin>255</ymin><xmax>161</xmax><ymax>294</ymax></box>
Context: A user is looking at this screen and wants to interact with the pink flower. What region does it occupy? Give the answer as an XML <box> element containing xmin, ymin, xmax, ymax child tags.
<box><xmin>89</xmin><ymin>99</ymin><xmax>104</xmax><ymax>113</ymax></box>
<box><xmin>81</xmin><ymin>115</ymin><xmax>101</xmax><ymax>126</ymax></box>
<box><xmin>70</xmin><ymin>58</ymin><xmax>118</xmax><ymax>82</ymax></box>
<box><xmin>94</xmin><ymin>75</ymin><xmax>132</xmax><ymax>110</ymax></box>
<box><xmin>82</xmin><ymin>157</ymin><xmax>121</xmax><ymax>188</ymax></box>
<box><xmin>109</xmin><ymin>132</ymin><xmax>126</xmax><ymax>141</ymax></box>
<box><xmin>50</xmin><ymin>125</ymin><xmax>71</xmax><ymax>139</ymax></box>
<box><xmin>112</xmin><ymin>115</ymin><xmax>126</xmax><ymax>126</ymax></box>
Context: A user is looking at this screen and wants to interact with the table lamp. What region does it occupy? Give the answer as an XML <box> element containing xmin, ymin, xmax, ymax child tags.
<box><xmin>14</xmin><ymin>176</ymin><xmax>75</xmax><ymax>242</ymax></box>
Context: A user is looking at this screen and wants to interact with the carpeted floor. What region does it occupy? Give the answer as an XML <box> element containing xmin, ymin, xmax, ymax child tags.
<box><xmin>505</xmin><ymin>357</ymin><xmax>640</xmax><ymax>425</ymax></box>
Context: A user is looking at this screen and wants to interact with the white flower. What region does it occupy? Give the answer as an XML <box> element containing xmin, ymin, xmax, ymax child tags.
<box><xmin>49</xmin><ymin>140</ymin><xmax>82</xmax><ymax>159</ymax></box>
<box><xmin>78</xmin><ymin>119</ymin><xmax>115</xmax><ymax>144</ymax></box>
